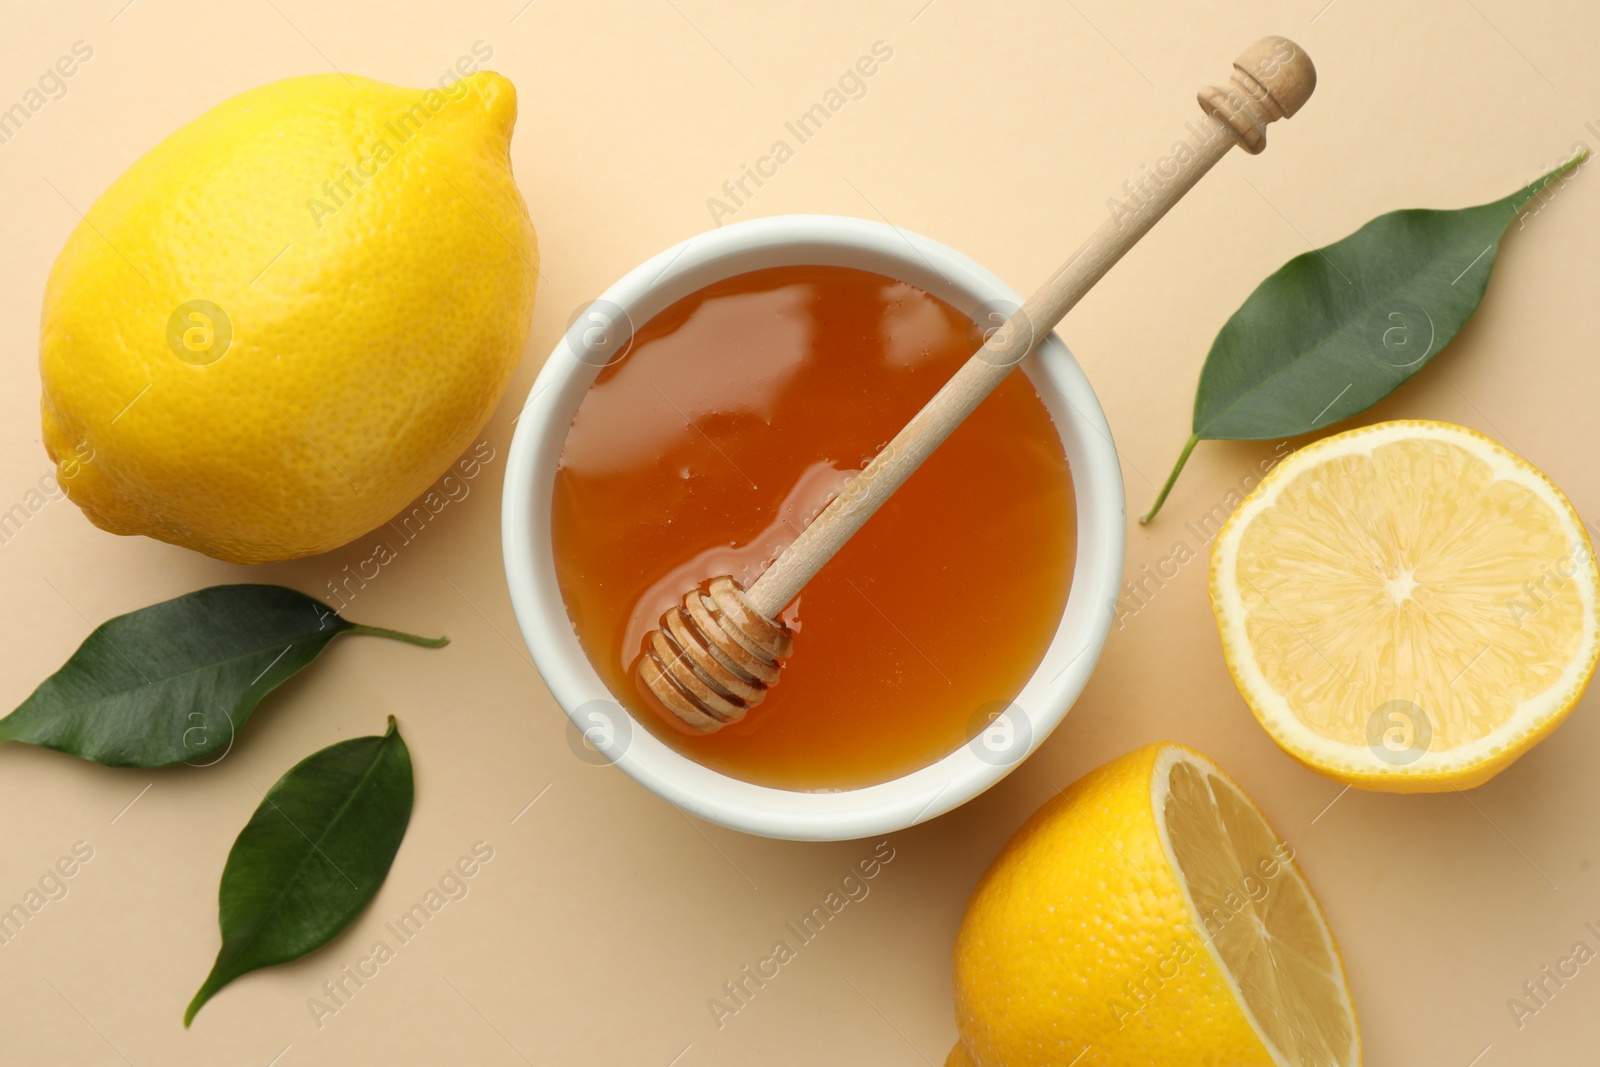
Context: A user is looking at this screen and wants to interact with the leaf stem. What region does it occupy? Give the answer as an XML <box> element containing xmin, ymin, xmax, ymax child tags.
<box><xmin>1141</xmin><ymin>434</ymin><xmax>1199</xmax><ymax>524</ymax></box>
<box><xmin>346</xmin><ymin>625</ymin><xmax>450</xmax><ymax>648</ymax></box>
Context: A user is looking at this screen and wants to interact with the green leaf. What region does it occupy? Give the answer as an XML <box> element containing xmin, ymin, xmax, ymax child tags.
<box><xmin>0</xmin><ymin>585</ymin><xmax>446</xmax><ymax>767</ymax></box>
<box><xmin>185</xmin><ymin>717</ymin><xmax>413</xmax><ymax>1026</ymax></box>
<box><xmin>1142</xmin><ymin>151</ymin><xmax>1585</xmax><ymax>521</ymax></box>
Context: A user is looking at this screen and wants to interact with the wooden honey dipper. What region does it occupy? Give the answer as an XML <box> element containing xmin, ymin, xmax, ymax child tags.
<box><xmin>636</xmin><ymin>37</ymin><xmax>1317</xmax><ymax>732</ymax></box>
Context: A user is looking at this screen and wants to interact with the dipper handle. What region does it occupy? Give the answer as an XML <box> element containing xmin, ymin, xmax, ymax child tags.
<box><xmin>745</xmin><ymin>36</ymin><xmax>1316</xmax><ymax>620</ymax></box>
<box><xmin>637</xmin><ymin>39</ymin><xmax>1317</xmax><ymax>733</ymax></box>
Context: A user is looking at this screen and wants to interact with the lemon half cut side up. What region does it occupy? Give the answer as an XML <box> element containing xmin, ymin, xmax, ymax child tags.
<box><xmin>1211</xmin><ymin>420</ymin><xmax>1600</xmax><ymax>791</ymax></box>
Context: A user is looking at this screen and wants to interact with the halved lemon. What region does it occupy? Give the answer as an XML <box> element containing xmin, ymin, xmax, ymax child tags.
<box><xmin>950</xmin><ymin>742</ymin><xmax>1359</xmax><ymax>1067</ymax></box>
<box><xmin>1211</xmin><ymin>420</ymin><xmax>1600</xmax><ymax>791</ymax></box>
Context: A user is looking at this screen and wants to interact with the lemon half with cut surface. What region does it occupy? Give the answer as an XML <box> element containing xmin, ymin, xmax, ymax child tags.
<box><xmin>950</xmin><ymin>741</ymin><xmax>1359</xmax><ymax>1067</ymax></box>
<box><xmin>1211</xmin><ymin>419</ymin><xmax>1600</xmax><ymax>791</ymax></box>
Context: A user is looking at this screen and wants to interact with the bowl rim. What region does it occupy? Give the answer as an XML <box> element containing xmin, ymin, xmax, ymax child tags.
<box><xmin>501</xmin><ymin>213</ymin><xmax>1125</xmax><ymax>841</ymax></box>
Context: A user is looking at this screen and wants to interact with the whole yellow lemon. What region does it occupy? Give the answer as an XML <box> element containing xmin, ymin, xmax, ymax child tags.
<box><xmin>40</xmin><ymin>72</ymin><xmax>537</xmax><ymax>563</ymax></box>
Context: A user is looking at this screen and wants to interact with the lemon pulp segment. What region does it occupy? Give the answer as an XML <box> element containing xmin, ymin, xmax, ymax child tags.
<box><xmin>1159</xmin><ymin>748</ymin><xmax>1357</xmax><ymax>1067</ymax></box>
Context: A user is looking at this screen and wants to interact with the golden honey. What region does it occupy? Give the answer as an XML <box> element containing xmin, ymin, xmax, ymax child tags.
<box><xmin>552</xmin><ymin>265</ymin><xmax>1075</xmax><ymax>790</ymax></box>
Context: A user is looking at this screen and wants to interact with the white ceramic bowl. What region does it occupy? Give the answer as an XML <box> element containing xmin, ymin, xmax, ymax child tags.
<box><xmin>502</xmin><ymin>215</ymin><xmax>1124</xmax><ymax>841</ymax></box>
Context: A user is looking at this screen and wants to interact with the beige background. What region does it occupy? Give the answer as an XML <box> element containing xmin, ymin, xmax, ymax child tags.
<box><xmin>4</xmin><ymin>0</ymin><xmax>1599</xmax><ymax>1063</ymax></box>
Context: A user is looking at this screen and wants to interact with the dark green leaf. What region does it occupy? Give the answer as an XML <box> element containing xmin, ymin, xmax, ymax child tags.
<box><xmin>185</xmin><ymin>717</ymin><xmax>413</xmax><ymax>1026</ymax></box>
<box><xmin>1143</xmin><ymin>152</ymin><xmax>1585</xmax><ymax>521</ymax></box>
<box><xmin>0</xmin><ymin>584</ymin><xmax>446</xmax><ymax>767</ymax></box>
